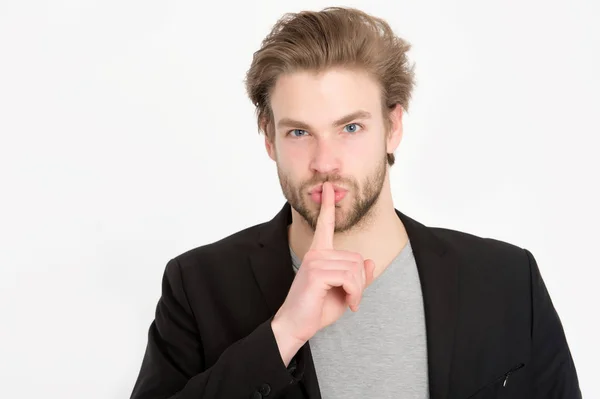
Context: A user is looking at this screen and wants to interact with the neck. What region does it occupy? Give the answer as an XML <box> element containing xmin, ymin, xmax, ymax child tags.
<box><xmin>288</xmin><ymin>177</ymin><xmax>408</xmax><ymax>279</ymax></box>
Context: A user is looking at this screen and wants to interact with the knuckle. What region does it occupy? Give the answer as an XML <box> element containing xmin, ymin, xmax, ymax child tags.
<box><xmin>303</xmin><ymin>250</ymin><xmax>318</xmax><ymax>263</ymax></box>
<box><xmin>306</xmin><ymin>268</ymin><xmax>320</xmax><ymax>283</ymax></box>
<box><xmin>344</xmin><ymin>270</ymin><xmax>355</xmax><ymax>286</ymax></box>
<box><xmin>351</xmin><ymin>252</ymin><xmax>363</xmax><ymax>263</ymax></box>
<box><xmin>350</xmin><ymin>261</ymin><xmax>362</xmax><ymax>278</ymax></box>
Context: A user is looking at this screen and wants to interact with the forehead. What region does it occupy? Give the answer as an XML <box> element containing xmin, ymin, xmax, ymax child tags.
<box><xmin>269</xmin><ymin>68</ymin><xmax>383</xmax><ymax>124</ymax></box>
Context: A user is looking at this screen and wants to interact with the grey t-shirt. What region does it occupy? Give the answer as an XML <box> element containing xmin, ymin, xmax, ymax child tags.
<box><xmin>290</xmin><ymin>240</ymin><xmax>430</xmax><ymax>398</ymax></box>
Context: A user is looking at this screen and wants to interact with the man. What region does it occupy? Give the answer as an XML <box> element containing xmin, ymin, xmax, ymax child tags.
<box><xmin>130</xmin><ymin>7</ymin><xmax>581</xmax><ymax>399</ymax></box>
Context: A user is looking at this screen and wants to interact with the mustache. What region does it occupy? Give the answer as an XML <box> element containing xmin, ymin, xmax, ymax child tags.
<box><xmin>301</xmin><ymin>175</ymin><xmax>355</xmax><ymax>190</ymax></box>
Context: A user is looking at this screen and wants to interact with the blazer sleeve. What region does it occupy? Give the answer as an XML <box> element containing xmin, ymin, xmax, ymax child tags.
<box><xmin>130</xmin><ymin>258</ymin><xmax>307</xmax><ymax>399</ymax></box>
<box><xmin>525</xmin><ymin>248</ymin><xmax>582</xmax><ymax>398</ymax></box>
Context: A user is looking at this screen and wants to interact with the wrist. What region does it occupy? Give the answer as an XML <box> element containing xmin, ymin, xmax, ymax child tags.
<box><xmin>271</xmin><ymin>316</ymin><xmax>306</xmax><ymax>367</ymax></box>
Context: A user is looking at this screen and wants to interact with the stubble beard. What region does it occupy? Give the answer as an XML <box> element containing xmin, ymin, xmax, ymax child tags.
<box><xmin>278</xmin><ymin>154</ymin><xmax>388</xmax><ymax>234</ymax></box>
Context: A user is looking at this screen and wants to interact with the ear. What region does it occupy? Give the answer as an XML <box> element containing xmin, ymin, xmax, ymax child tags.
<box><xmin>260</xmin><ymin>117</ymin><xmax>277</xmax><ymax>161</ymax></box>
<box><xmin>386</xmin><ymin>104</ymin><xmax>404</xmax><ymax>154</ymax></box>
<box><xmin>265</xmin><ymin>136</ymin><xmax>276</xmax><ymax>161</ymax></box>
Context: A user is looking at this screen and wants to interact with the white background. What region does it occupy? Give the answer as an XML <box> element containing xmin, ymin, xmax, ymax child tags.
<box><xmin>1</xmin><ymin>0</ymin><xmax>598</xmax><ymax>397</ymax></box>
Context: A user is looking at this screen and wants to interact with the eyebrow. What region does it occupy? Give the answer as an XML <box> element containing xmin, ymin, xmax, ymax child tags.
<box><xmin>276</xmin><ymin>110</ymin><xmax>372</xmax><ymax>131</ymax></box>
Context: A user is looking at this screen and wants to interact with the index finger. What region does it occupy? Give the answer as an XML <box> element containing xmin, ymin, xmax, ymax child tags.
<box><xmin>310</xmin><ymin>182</ymin><xmax>335</xmax><ymax>250</ymax></box>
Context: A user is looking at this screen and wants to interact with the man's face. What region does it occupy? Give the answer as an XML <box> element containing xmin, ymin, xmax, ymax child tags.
<box><xmin>266</xmin><ymin>68</ymin><xmax>401</xmax><ymax>233</ymax></box>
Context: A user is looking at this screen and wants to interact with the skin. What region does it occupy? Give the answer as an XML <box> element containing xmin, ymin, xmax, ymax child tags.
<box><xmin>265</xmin><ymin>67</ymin><xmax>409</xmax><ymax>280</ymax></box>
<box><xmin>267</xmin><ymin>67</ymin><xmax>412</xmax><ymax>366</ymax></box>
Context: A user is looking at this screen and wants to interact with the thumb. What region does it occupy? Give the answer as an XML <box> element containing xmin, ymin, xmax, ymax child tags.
<box><xmin>364</xmin><ymin>259</ymin><xmax>376</xmax><ymax>288</ymax></box>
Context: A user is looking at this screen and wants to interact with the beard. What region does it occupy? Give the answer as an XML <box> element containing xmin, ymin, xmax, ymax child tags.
<box><xmin>277</xmin><ymin>153</ymin><xmax>388</xmax><ymax>233</ymax></box>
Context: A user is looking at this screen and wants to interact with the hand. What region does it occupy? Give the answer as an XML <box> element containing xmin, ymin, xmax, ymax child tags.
<box><xmin>272</xmin><ymin>182</ymin><xmax>376</xmax><ymax>350</ymax></box>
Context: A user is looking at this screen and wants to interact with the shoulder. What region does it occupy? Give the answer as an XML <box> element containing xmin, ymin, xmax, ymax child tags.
<box><xmin>428</xmin><ymin>225</ymin><xmax>531</xmax><ymax>275</ymax></box>
<box><xmin>169</xmin><ymin>221</ymin><xmax>267</xmax><ymax>276</ymax></box>
<box><xmin>428</xmin><ymin>226</ymin><xmax>535</xmax><ymax>322</ymax></box>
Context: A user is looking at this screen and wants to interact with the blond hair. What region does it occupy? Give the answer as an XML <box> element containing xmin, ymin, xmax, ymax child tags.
<box><xmin>244</xmin><ymin>7</ymin><xmax>416</xmax><ymax>166</ymax></box>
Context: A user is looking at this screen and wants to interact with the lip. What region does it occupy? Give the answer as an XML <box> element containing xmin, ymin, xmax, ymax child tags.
<box><xmin>308</xmin><ymin>183</ymin><xmax>347</xmax><ymax>194</ymax></box>
<box><xmin>308</xmin><ymin>183</ymin><xmax>348</xmax><ymax>204</ymax></box>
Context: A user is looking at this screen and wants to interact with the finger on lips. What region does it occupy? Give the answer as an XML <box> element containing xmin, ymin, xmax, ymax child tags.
<box><xmin>310</xmin><ymin>182</ymin><xmax>335</xmax><ymax>250</ymax></box>
<box><xmin>307</xmin><ymin>181</ymin><xmax>371</xmax><ymax>310</ymax></box>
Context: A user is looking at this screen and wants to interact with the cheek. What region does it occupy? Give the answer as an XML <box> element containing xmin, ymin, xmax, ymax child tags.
<box><xmin>275</xmin><ymin>142</ymin><xmax>308</xmax><ymax>176</ymax></box>
<box><xmin>277</xmin><ymin>138</ymin><xmax>308</xmax><ymax>161</ymax></box>
<box><xmin>344</xmin><ymin>133</ymin><xmax>384</xmax><ymax>162</ymax></box>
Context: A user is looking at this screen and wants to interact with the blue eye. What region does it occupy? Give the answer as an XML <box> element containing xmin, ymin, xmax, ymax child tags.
<box><xmin>343</xmin><ymin>123</ymin><xmax>362</xmax><ymax>133</ymax></box>
<box><xmin>289</xmin><ymin>129</ymin><xmax>308</xmax><ymax>137</ymax></box>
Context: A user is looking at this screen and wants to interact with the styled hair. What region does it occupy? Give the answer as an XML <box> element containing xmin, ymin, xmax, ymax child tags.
<box><xmin>244</xmin><ymin>6</ymin><xmax>416</xmax><ymax>166</ymax></box>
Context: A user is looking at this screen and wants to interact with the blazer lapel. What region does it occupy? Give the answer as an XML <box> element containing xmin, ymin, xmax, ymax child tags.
<box><xmin>249</xmin><ymin>203</ymin><xmax>458</xmax><ymax>399</ymax></box>
<box><xmin>249</xmin><ymin>203</ymin><xmax>296</xmax><ymax>316</ymax></box>
<box><xmin>396</xmin><ymin>209</ymin><xmax>459</xmax><ymax>399</ymax></box>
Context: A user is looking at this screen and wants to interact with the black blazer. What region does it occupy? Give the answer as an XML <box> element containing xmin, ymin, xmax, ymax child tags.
<box><xmin>130</xmin><ymin>203</ymin><xmax>581</xmax><ymax>399</ymax></box>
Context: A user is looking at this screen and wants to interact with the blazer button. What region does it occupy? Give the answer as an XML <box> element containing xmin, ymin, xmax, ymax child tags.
<box><xmin>259</xmin><ymin>383</ymin><xmax>272</xmax><ymax>396</ymax></box>
<box><xmin>250</xmin><ymin>391</ymin><xmax>262</xmax><ymax>399</ymax></box>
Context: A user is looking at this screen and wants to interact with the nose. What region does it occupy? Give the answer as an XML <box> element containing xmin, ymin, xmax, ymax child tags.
<box><xmin>309</xmin><ymin>138</ymin><xmax>341</xmax><ymax>175</ymax></box>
